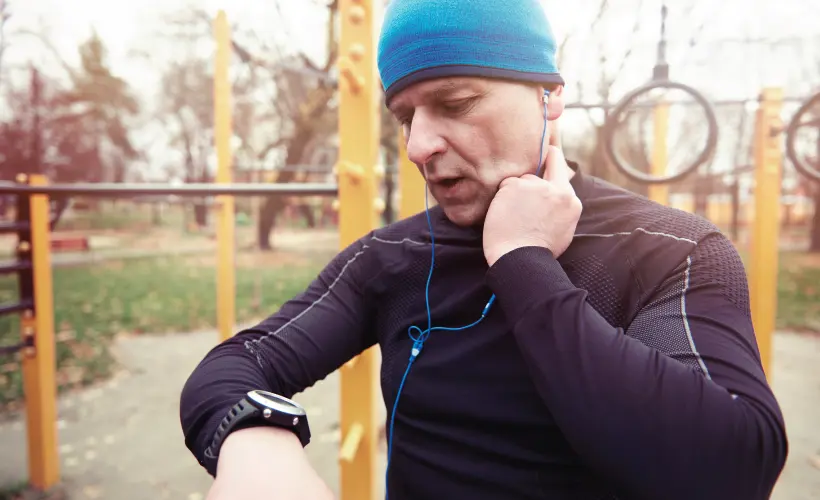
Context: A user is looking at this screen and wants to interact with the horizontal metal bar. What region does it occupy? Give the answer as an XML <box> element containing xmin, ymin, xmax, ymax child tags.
<box><xmin>236</xmin><ymin>164</ymin><xmax>335</xmax><ymax>173</ymax></box>
<box><xmin>0</xmin><ymin>261</ymin><xmax>32</xmax><ymax>274</ymax></box>
<box><xmin>0</xmin><ymin>299</ymin><xmax>33</xmax><ymax>317</ymax></box>
<box><xmin>0</xmin><ymin>335</ymin><xmax>34</xmax><ymax>357</ymax></box>
<box><xmin>0</xmin><ymin>221</ymin><xmax>29</xmax><ymax>233</ymax></box>
<box><xmin>0</xmin><ymin>182</ymin><xmax>339</xmax><ymax>198</ymax></box>
<box><xmin>566</xmin><ymin>96</ymin><xmax>807</xmax><ymax>111</ymax></box>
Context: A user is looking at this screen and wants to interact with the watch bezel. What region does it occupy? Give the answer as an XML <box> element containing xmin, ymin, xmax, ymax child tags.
<box><xmin>247</xmin><ymin>390</ymin><xmax>306</xmax><ymax>417</ymax></box>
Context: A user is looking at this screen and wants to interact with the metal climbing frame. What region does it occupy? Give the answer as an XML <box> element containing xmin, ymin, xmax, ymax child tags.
<box><xmin>0</xmin><ymin>174</ymin><xmax>340</xmax><ymax>492</ymax></box>
<box><xmin>0</xmin><ymin>3</ymin><xmax>395</xmax><ymax>496</ymax></box>
<box><xmin>337</xmin><ymin>1</ymin><xmax>384</xmax><ymax>498</ymax></box>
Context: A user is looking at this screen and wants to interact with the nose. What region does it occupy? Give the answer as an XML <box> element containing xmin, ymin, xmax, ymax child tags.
<box><xmin>405</xmin><ymin>110</ymin><xmax>448</xmax><ymax>168</ymax></box>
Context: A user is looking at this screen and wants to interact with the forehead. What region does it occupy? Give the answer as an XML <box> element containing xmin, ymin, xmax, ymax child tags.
<box><xmin>387</xmin><ymin>77</ymin><xmax>490</xmax><ymax>112</ymax></box>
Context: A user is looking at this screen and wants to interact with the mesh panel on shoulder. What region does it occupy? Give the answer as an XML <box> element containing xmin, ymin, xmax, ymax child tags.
<box><xmin>624</xmin><ymin>257</ymin><xmax>708</xmax><ymax>376</ymax></box>
<box><xmin>564</xmin><ymin>254</ymin><xmax>626</xmax><ymax>328</ymax></box>
<box><xmin>583</xmin><ymin>178</ymin><xmax>720</xmax><ymax>243</ymax></box>
<box><xmin>689</xmin><ymin>233</ymin><xmax>751</xmax><ymax>314</ymax></box>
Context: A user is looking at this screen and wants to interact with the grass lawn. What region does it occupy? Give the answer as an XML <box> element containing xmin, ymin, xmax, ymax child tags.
<box><xmin>774</xmin><ymin>251</ymin><xmax>820</xmax><ymax>332</ymax></box>
<box><xmin>0</xmin><ymin>251</ymin><xmax>330</xmax><ymax>408</ymax></box>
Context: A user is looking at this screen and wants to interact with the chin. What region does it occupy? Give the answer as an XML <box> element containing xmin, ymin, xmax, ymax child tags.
<box><xmin>441</xmin><ymin>204</ymin><xmax>484</xmax><ymax>227</ymax></box>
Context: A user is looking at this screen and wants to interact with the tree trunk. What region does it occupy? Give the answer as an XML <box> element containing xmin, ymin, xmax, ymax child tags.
<box><xmin>257</xmin><ymin>132</ymin><xmax>313</xmax><ymax>250</ymax></box>
<box><xmin>194</xmin><ymin>203</ymin><xmax>208</xmax><ymax>227</ymax></box>
<box><xmin>193</xmin><ymin>169</ymin><xmax>209</xmax><ymax>228</ymax></box>
<box><xmin>693</xmin><ymin>175</ymin><xmax>709</xmax><ymax>218</ymax></box>
<box><xmin>810</xmin><ymin>185</ymin><xmax>820</xmax><ymax>252</ymax></box>
<box><xmin>298</xmin><ymin>203</ymin><xmax>316</xmax><ymax>228</ymax></box>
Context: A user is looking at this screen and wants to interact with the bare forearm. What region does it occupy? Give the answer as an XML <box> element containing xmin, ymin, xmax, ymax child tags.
<box><xmin>217</xmin><ymin>426</ymin><xmax>309</xmax><ymax>476</ymax></box>
<box><xmin>208</xmin><ymin>427</ymin><xmax>333</xmax><ymax>500</ymax></box>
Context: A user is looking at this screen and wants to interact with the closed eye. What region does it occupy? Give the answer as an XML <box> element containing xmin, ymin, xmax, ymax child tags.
<box><xmin>440</xmin><ymin>97</ymin><xmax>479</xmax><ymax>116</ymax></box>
<box><xmin>396</xmin><ymin>112</ymin><xmax>414</xmax><ymax>127</ymax></box>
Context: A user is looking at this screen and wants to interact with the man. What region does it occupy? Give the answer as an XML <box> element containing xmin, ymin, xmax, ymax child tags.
<box><xmin>179</xmin><ymin>1</ymin><xmax>788</xmax><ymax>499</ymax></box>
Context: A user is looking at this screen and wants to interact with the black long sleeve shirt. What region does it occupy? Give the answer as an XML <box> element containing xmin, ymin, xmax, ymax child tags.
<box><xmin>180</xmin><ymin>164</ymin><xmax>787</xmax><ymax>500</ymax></box>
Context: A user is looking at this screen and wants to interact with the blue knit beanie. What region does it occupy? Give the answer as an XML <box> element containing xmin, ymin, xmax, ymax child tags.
<box><xmin>377</xmin><ymin>0</ymin><xmax>565</xmax><ymax>103</ymax></box>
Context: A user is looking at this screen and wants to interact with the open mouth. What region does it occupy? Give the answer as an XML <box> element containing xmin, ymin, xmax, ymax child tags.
<box><xmin>434</xmin><ymin>177</ymin><xmax>466</xmax><ymax>198</ymax></box>
<box><xmin>439</xmin><ymin>178</ymin><xmax>462</xmax><ymax>188</ymax></box>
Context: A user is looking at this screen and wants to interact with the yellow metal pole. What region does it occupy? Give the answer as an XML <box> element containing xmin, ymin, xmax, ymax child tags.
<box><xmin>749</xmin><ymin>87</ymin><xmax>783</xmax><ymax>379</ymax></box>
<box><xmin>214</xmin><ymin>10</ymin><xmax>236</xmax><ymax>342</ymax></box>
<box><xmin>648</xmin><ymin>101</ymin><xmax>670</xmax><ymax>206</ymax></box>
<box><xmin>22</xmin><ymin>174</ymin><xmax>59</xmax><ymax>490</ymax></box>
<box><xmin>338</xmin><ymin>0</ymin><xmax>382</xmax><ymax>498</ymax></box>
<box><xmin>397</xmin><ymin>130</ymin><xmax>426</xmax><ymax>219</ymax></box>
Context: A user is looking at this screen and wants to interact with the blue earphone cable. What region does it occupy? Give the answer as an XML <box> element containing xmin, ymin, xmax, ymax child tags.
<box><xmin>384</xmin><ymin>90</ymin><xmax>550</xmax><ymax>499</ymax></box>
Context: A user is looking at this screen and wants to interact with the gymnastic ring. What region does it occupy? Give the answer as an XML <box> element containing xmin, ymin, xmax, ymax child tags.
<box><xmin>785</xmin><ymin>90</ymin><xmax>820</xmax><ymax>183</ymax></box>
<box><xmin>602</xmin><ymin>80</ymin><xmax>719</xmax><ymax>185</ymax></box>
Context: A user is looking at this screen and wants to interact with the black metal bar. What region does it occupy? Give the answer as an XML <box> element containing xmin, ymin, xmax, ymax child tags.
<box><xmin>16</xmin><ymin>190</ymin><xmax>34</xmax><ymax>319</ymax></box>
<box><xmin>236</xmin><ymin>164</ymin><xmax>334</xmax><ymax>172</ymax></box>
<box><xmin>0</xmin><ymin>260</ymin><xmax>31</xmax><ymax>274</ymax></box>
<box><xmin>0</xmin><ymin>335</ymin><xmax>34</xmax><ymax>357</ymax></box>
<box><xmin>0</xmin><ymin>182</ymin><xmax>339</xmax><ymax>197</ymax></box>
<box><xmin>566</xmin><ymin>96</ymin><xmax>806</xmax><ymax>111</ymax></box>
<box><xmin>0</xmin><ymin>299</ymin><xmax>33</xmax><ymax>317</ymax></box>
<box><xmin>0</xmin><ymin>221</ymin><xmax>29</xmax><ymax>233</ymax></box>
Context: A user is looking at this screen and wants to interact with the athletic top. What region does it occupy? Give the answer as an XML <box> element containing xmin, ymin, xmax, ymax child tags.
<box><xmin>179</xmin><ymin>162</ymin><xmax>787</xmax><ymax>500</ymax></box>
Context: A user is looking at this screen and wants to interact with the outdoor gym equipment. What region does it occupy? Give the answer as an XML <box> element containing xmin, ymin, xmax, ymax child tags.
<box><xmin>598</xmin><ymin>4</ymin><xmax>820</xmax><ymax>386</ymax></box>
<box><xmin>601</xmin><ymin>4</ymin><xmax>719</xmax><ymax>187</ymax></box>
<box><xmin>785</xmin><ymin>90</ymin><xmax>820</xmax><ymax>183</ymax></box>
<box><xmin>0</xmin><ymin>177</ymin><xmax>340</xmax><ymax>491</ymax></box>
<box><xmin>0</xmin><ymin>4</ymin><xmax>387</xmax><ymax>494</ymax></box>
<box><xmin>602</xmin><ymin>79</ymin><xmax>719</xmax><ymax>185</ymax></box>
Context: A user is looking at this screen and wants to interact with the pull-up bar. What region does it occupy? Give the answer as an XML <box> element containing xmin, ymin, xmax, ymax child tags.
<box><xmin>0</xmin><ymin>182</ymin><xmax>338</xmax><ymax>197</ymax></box>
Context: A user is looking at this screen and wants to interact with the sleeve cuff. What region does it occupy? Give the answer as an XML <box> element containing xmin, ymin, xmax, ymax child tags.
<box><xmin>485</xmin><ymin>246</ymin><xmax>576</xmax><ymax>321</ymax></box>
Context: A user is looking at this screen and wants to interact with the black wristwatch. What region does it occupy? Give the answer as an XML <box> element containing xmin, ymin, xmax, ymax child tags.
<box><xmin>203</xmin><ymin>390</ymin><xmax>311</xmax><ymax>463</ymax></box>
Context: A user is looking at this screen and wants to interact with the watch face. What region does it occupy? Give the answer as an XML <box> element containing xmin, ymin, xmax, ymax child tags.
<box><xmin>247</xmin><ymin>390</ymin><xmax>306</xmax><ymax>416</ymax></box>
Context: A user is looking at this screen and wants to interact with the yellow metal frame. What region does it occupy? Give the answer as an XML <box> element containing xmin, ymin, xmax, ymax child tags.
<box><xmin>22</xmin><ymin>174</ymin><xmax>60</xmax><ymax>490</ymax></box>
<box><xmin>214</xmin><ymin>11</ymin><xmax>236</xmax><ymax>342</ymax></box>
<box><xmin>337</xmin><ymin>1</ymin><xmax>383</xmax><ymax>498</ymax></box>
<box><xmin>749</xmin><ymin>88</ymin><xmax>783</xmax><ymax>379</ymax></box>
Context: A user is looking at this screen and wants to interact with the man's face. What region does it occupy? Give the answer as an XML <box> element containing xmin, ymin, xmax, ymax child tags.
<box><xmin>388</xmin><ymin>77</ymin><xmax>564</xmax><ymax>227</ymax></box>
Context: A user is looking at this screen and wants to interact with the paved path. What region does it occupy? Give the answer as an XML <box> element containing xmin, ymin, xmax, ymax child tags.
<box><xmin>0</xmin><ymin>330</ymin><xmax>817</xmax><ymax>499</ymax></box>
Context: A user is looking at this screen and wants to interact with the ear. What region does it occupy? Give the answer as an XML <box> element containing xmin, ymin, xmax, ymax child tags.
<box><xmin>544</xmin><ymin>85</ymin><xmax>565</xmax><ymax>121</ymax></box>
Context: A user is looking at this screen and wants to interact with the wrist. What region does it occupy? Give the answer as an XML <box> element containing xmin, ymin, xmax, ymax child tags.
<box><xmin>486</xmin><ymin>239</ymin><xmax>551</xmax><ymax>267</ymax></box>
<box><xmin>486</xmin><ymin>246</ymin><xmax>576</xmax><ymax>321</ymax></box>
<box><xmin>217</xmin><ymin>426</ymin><xmax>307</xmax><ymax>477</ymax></box>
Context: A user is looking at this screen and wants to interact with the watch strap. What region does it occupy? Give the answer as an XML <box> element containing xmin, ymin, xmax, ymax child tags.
<box><xmin>203</xmin><ymin>397</ymin><xmax>260</xmax><ymax>461</ymax></box>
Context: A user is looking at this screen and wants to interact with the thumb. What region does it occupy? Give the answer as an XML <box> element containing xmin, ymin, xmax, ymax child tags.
<box><xmin>543</xmin><ymin>146</ymin><xmax>569</xmax><ymax>184</ymax></box>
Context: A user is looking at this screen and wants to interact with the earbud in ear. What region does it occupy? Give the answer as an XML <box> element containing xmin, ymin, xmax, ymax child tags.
<box><xmin>542</xmin><ymin>88</ymin><xmax>550</xmax><ymax>103</ymax></box>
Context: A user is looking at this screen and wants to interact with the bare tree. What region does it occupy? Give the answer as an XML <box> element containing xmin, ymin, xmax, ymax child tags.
<box><xmin>0</xmin><ymin>28</ymin><xmax>140</xmax><ymax>186</ymax></box>
<box><xmin>223</xmin><ymin>1</ymin><xmax>341</xmax><ymax>249</ymax></box>
<box><xmin>0</xmin><ymin>0</ymin><xmax>8</xmax><ymax>84</ymax></box>
<box><xmin>153</xmin><ymin>2</ymin><xmax>342</xmax><ymax>248</ymax></box>
<box><xmin>557</xmin><ymin>0</ymin><xmax>649</xmax><ymax>193</ymax></box>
